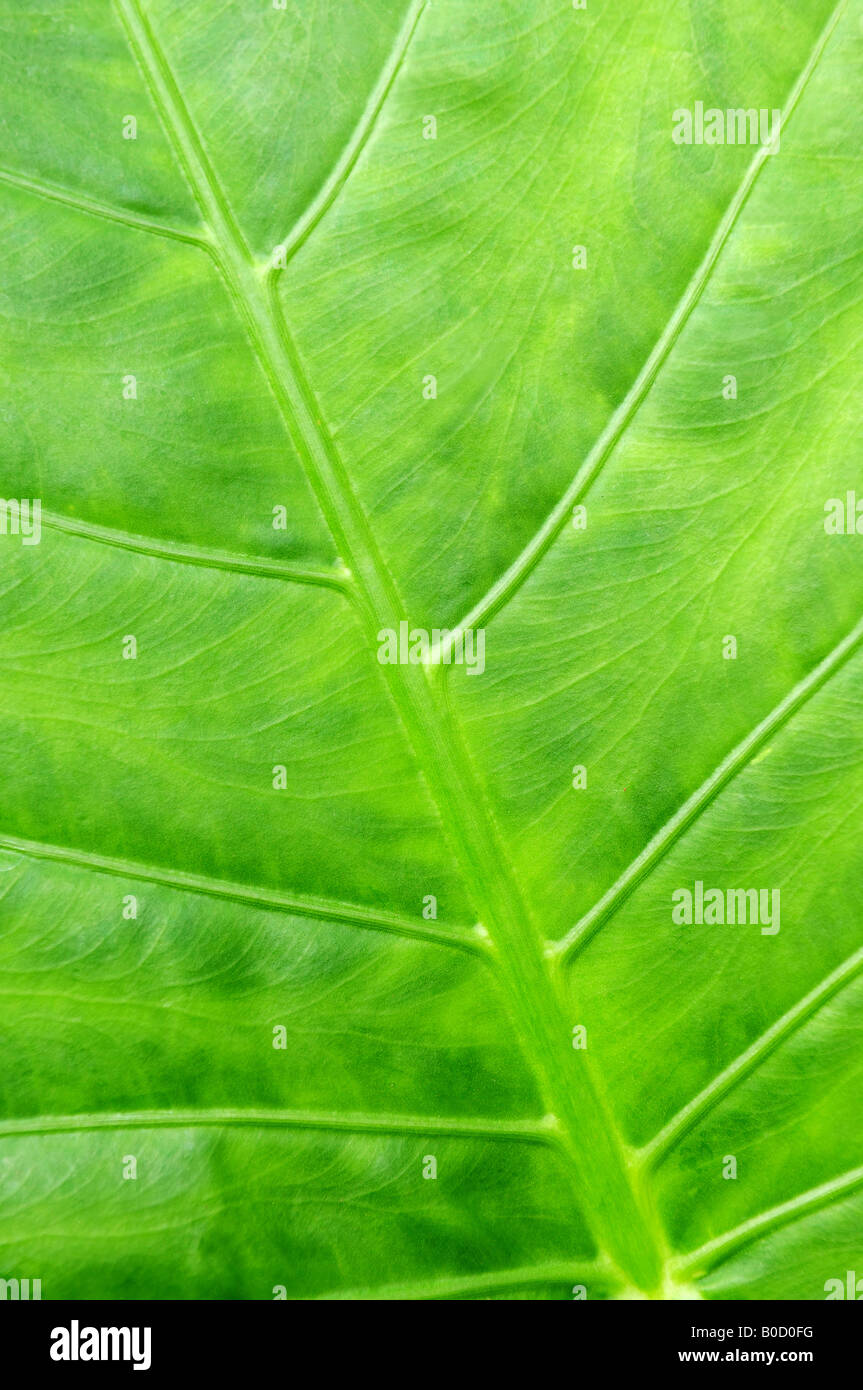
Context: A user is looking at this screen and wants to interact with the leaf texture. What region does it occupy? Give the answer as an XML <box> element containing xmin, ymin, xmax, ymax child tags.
<box><xmin>0</xmin><ymin>0</ymin><xmax>861</xmax><ymax>1300</ymax></box>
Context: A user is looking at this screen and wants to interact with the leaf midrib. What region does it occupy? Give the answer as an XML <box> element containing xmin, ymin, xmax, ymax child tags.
<box><xmin>113</xmin><ymin>0</ymin><xmax>665</xmax><ymax>1291</ymax></box>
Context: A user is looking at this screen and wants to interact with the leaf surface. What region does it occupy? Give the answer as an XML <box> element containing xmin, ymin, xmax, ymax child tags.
<box><xmin>0</xmin><ymin>0</ymin><xmax>861</xmax><ymax>1300</ymax></box>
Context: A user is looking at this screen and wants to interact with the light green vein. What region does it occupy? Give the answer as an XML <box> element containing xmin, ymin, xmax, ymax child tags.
<box><xmin>554</xmin><ymin>607</ymin><xmax>863</xmax><ymax>962</ymax></box>
<box><xmin>0</xmin><ymin>162</ymin><xmax>209</xmax><ymax>249</ymax></box>
<box><xmin>642</xmin><ymin>943</ymin><xmax>863</xmax><ymax>1167</ymax></box>
<box><xmin>271</xmin><ymin>0</ymin><xmax>427</xmax><ymax>269</ymax></box>
<box><xmin>39</xmin><ymin>507</ymin><xmax>353</xmax><ymax>594</ymax></box>
<box><xmin>317</xmin><ymin>1258</ymin><xmax>607</xmax><ymax>1301</ymax></box>
<box><xmin>113</xmin><ymin>0</ymin><xmax>665</xmax><ymax>1291</ymax></box>
<box><xmin>0</xmin><ymin>831</ymin><xmax>486</xmax><ymax>956</ymax></box>
<box><xmin>0</xmin><ymin>1107</ymin><xmax>551</xmax><ymax>1147</ymax></box>
<box><xmin>436</xmin><ymin>0</ymin><xmax>849</xmax><ymax>662</ymax></box>
<box><xmin>674</xmin><ymin>1164</ymin><xmax>863</xmax><ymax>1279</ymax></box>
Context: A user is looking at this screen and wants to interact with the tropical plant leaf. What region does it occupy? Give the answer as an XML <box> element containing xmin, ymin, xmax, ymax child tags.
<box><xmin>0</xmin><ymin>0</ymin><xmax>861</xmax><ymax>1301</ymax></box>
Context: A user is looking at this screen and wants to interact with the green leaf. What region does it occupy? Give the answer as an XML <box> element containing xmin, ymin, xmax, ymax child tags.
<box><xmin>0</xmin><ymin>0</ymin><xmax>861</xmax><ymax>1300</ymax></box>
